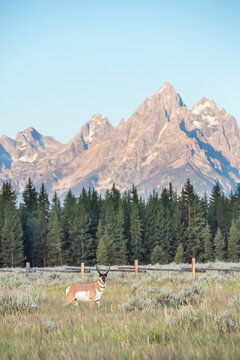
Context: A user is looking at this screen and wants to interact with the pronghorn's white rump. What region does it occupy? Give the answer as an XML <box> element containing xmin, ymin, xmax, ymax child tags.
<box><xmin>66</xmin><ymin>286</ymin><xmax>70</xmax><ymax>295</ymax></box>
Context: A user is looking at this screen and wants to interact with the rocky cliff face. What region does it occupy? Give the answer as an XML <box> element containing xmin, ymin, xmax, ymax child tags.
<box><xmin>1</xmin><ymin>83</ymin><xmax>239</xmax><ymax>198</ymax></box>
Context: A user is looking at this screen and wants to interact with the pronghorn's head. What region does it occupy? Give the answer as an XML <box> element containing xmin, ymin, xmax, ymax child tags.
<box><xmin>96</xmin><ymin>264</ymin><xmax>110</xmax><ymax>283</ymax></box>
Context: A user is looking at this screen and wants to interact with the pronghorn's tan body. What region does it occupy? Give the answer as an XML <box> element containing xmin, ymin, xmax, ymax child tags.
<box><xmin>65</xmin><ymin>265</ymin><xmax>110</xmax><ymax>307</ymax></box>
<box><xmin>65</xmin><ymin>278</ymin><xmax>105</xmax><ymax>307</ymax></box>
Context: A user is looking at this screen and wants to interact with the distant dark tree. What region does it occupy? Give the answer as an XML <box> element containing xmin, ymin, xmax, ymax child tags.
<box><xmin>103</xmin><ymin>203</ymin><xmax>118</xmax><ymax>263</ymax></box>
<box><xmin>68</xmin><ymin>201</ymin><xmax>95</xmax><ymax>266</ymax></box>
<box><xmin>208</xmin><ymin>182</ymin><xmax>231</xmax><ymax>240</ymax></box>
<box><xmin>214</xmin><ymin>227</ymin><xmax>225</xmax><ymax>261</ymax></box>
<box><xmin>144</xmin><ymin>190</ymin><xmax>160</xmax><ymax>261</ymax></box>
<box><xmin>1</xmin><ymin>180</ymin><xmax>17</xmax><ymax>203</ymax></box>
<box><xmin>46</xmin><ymin>193</ymin><xmax>64</xmax><ymax>266</ymax></box>
<box><xmin>46</xmin><ymin>211</ymin><xmax>63</xmax><ymax>266</ymax></box>
<box><xmin>130</xmin><ymin>202</ymin><xmax>144</xmax><ymax>262</ymax></box>
<box><xmin>174</xmin><ymin>243</ymin><xmax>185</xmax><ymax>264</ymax></box>
<box><xmin>38</xmin><ymin>183</ymin><xmax>50</xmax><ymax>217</ymax></box>
<box><xmin>114</xmin><ymin>202</ymin><xmax>127</xmax><ymax>264</ymax></box>
<box><xmin>180</xmin><ymin>180</ymin><xmax>206</xmax><ymax>261</ymax></box>
<box><xmin>150</xmin><ymin>245</ymin><xmax>166</xmax><ymax>264</ymax></box>
<box><xmin>62</xmin><ymin>190</ymin><xmax>76</xmax><ymax>264</ymax></box>
<box><xmin>96</xmin><ymin>235</ymin><xmax>108</xmax><ymax>265</ymax></box>
<box><xmin>202</xmin><ymin>223</ymin><xmax>214</xmax><ymax>262</ymax></box>
<box><xmin>180</xmin><ymin>178</ymin><xmax>196</xmax><ymax>228</ymax></box>
<box><xmin>228</xmin><ymin>219</ymin><xmax>240</xmax><ymax>262</ymax></box>
<box><xmin>1</xmin><ymin>202</ymin><xmax>24</xmax><ymax>267</ymax></box>
<box><xmin>20</xmin><ymin>178</ymin><xmax>38</xmax><ymax>265</ymax></box>
<box><xmin>34</xmin><ymin>183</ymin><xmax>50</xmax><ymax>266</ymax></box>
<box><xmin>0</xmin><ymin>181</ymin><xmax>18</xmax><ymax>266</ymax></box>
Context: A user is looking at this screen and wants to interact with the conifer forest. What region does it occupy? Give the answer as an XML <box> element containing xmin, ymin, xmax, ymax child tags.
<box><xmin>1</xmin><ymin>178</ymin><xmax>240</xmax><ymax>268</ymax></box>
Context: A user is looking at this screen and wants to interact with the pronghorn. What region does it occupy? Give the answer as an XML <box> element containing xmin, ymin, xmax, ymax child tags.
<box><xmin>65</xmin><ymin>265</ymin><xmax>110</xmax><ymax>307</ymax></box>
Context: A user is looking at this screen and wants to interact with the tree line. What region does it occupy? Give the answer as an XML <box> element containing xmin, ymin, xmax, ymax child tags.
<box><xmin>0</xmin><ymin>178</ymin><xmax>240</xmax><ymax>268</ymax></box>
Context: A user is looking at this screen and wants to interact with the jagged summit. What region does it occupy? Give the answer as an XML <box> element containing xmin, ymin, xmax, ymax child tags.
<box><xmin>1</xmin><ymin>83</ymin><xmax>240</xmax><ymax>198</ymax></box>
<box><xmin>15</xmin><ymin>127</ymin><xmax>43</xmax><ymax>146</ymax></box>
<box><xmin>154</xmin><ymin>81</ymin><xmax>176</xmax><ymax>95</ymax></box>
<box><xmin>191</xmin><ymin>97</ymin><xmax>218</xmax><ymax>115</ymax></box>
<box><xmin>80</xmin><ymin>114</ymin><xmax>113</xmax><ymax>145</ymax></box>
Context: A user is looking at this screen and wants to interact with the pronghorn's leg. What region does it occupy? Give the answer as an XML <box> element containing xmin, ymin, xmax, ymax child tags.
<box><xmin>96</xmin><ymin>301</ymin><xmax>101</xmax><ymax>307</ymax></box>
<box><xmin>89</xmin><ymin>299</ymin><xmax>94</xmax><ymax>308</ymax></box>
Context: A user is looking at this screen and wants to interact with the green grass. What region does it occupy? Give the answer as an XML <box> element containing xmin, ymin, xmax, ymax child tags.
<box><xmin>0</xmin><ymin>265</ymin><xmax>240</xmax><ymax>359</ymax></box>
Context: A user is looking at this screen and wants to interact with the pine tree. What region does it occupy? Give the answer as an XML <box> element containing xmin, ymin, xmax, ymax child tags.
<box><xmin>96</xmin><ymin>235</ymin><xmax>108</xmax><ymax>265</ymax></box>
<box><xmin>130</xmin><ymin>202</ymin><xmax>144</xmax><ymax>262</ymax></box>
<box><xmin>1</xmin><ymin>180</ymin><xmax>17</xmax><ymax>203</ymax></box>
<box><xmin>150</xmin><ymin>245</ymin><xmax>166</xmax><ymax>264</ymax></box>
<box><xmin>38</xmin><ymin>183</ymin><xmax>50</xmax><ymax>217</ymax></box>
<box><xmin>46</xmin><ymin>211</ymin><xmax>63</xmax><ymax>266</ymax></box>
<box><xmin>103</xmin><ymin>203</ymin><xmax>117</xmax><ymax>263</ymax></box>
<box><xmin>0</xmin><ymin>195</ymin><xmax>4</xmax><ymax>266</ymax></box>
<box><xmin>228</xmin><ymin>219</ymin><xmax>240</xmax><ymax>262</ymax></box>
<box><xmin>174</xmin><ymin>243</ymin><xmax>185</xmax><ymax>264</ymax></box>
<box><xmin>183</xmin><ymin>195</ymin><xmax>206</xmax><ymax>262</ymax></box>
<box><xmin>214</xmin><ymin>228</ymin><xmax>225</xmax><ymax>261</ymax></box>
<box><xmin>20</xmin><ymin>178</ymin><xmax>38</xmax><ymax>265</ymax></box>
<box><xmin>1</xmin><ymin>202</ymin><xmax>24</xmax><ymax>267</ymax></box>
<box><xmin>85</xmin><ymin>188</ymin><xmax>101</xmax><ymax>242</ymax></box>
<box><xmin>169</xmin><ymin>207</ymin><xmax>185</xmax><ymax>261</ymax></box>
<box><xmin>202</xmin><ymin>223</ymin><xmax>213</xmax><ymax>262</ymax></box>
<box><xmin>68</xmin><ymin>201</ymin><xmax>95</xmax><ymax>266</ymax></box>
<box><xmin>208</xmin><ymin>182</ymin><xmax>231</xmax><ymax>241</ymax></box>
<box><xmin>180</xmin><ymin>178</ymin><xmax>195</xmax><ymax>228</ymax></box>
<box><xmin>34</xmin><ymin>209</ymin><xmax>48</xmax><ymax>266</ymax></box>
<box><xmin>62</xmin><ymin>190</ymin><xmax>76</xmax><ymax>264</ymax></box>
<box><xmin>157</xmin><ymin>208</ymin><xmax>171</xmax><ymax>263</ymax></box>
<box><xmin>114</xmin><ymin>202</ymin><xmax>127</xmax><ymax>264</ymax></box>
<box><xmin>51</xmin><ymin>192</ymin><xmax>62</xmax><ymax>217</ymax></box>
<box><xmin>121</xmin><ymin>191</ymin><xmax>132</xmax><ymax>263</ymax></box>
<box><xmin>144</xmin><ymin>191</ymin><xmax>160</xmax><ymax>261</ymax></box>
<box><xmin>34</xmin><ymin>183</ymin><xmax>50</xmax><ymax>266</ymax></box>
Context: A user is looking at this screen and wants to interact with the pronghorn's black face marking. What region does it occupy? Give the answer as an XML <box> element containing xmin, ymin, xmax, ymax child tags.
<box><xmin>96</xmin><ymin>264</ymin><xmax>111</xmax><ymax>283</ymax></box>
<box><xmin>99</xmin><ymin>273</ymin><xmax>108</xmax><ymax>283</ymax></box>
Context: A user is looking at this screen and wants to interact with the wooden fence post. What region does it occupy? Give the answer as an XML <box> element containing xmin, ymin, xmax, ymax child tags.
<box><xmin>26</xmin><ymin>262</ymin><xmax>30</xmax><ymax>278</ymax></box>
<box><xmin>81</xmin><ymin>262</ymin><xmax>84</xmax><ymax>280</ymax></box>
<box><xmin>192</xmin><ymin>258</ymin><xmax>195</xmax><ymax>279</ymax></box>
<box><xmin>134</xmin><ymin>260</ymin><xmax>138</xmax><ymax>279</ymax></box>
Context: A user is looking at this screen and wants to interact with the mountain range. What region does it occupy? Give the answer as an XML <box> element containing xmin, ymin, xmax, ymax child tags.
<box><xmin>1</xmin><ymin>82</ymin><xmax>240</xmax><ymax>199</ymax></box>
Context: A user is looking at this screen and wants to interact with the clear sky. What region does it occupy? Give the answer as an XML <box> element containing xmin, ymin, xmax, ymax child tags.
<box><xmin>0</xmin><ymin>0</ymin><xmax>239</xmax><ymax>144</ymax></box>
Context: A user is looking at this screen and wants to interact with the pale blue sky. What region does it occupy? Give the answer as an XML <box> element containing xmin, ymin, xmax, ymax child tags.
<box><xmin>0</xmin><ymin>0</ymin><xmax>239</xmax><ymax>143</ymax></box>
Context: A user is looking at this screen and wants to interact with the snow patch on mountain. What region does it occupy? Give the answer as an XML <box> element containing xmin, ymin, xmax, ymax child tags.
<box><xmin>192</xmin><ymin>101</ymin><xmax>213</xmax><ymax>115</ymax></box>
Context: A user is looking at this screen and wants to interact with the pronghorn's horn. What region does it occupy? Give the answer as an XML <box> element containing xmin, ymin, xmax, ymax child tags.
<box><xmin>96</xmin><ymin>264</ymin><xmax>102</xmax><ymax>275</ymax></box>
<box><xmin>106</xmin><ymin>264</ymin><xmax>111</xmax><ymax>274</ymax></box>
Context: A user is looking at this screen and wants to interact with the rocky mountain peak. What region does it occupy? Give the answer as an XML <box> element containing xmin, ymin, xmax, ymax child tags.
<box><xmin>1</xmin><ymin>82</ymin><xmax>240</xmax><ymax>199</ymax></box>
<box><xmin>81</xmin><ymin>114</ymin><xmax>113</xmax><ymax>145</ymax></box>
<box><xmin>191</xmin><ymin>97</ymin><xmax>218</xmax><ymax>115</ymax></box>
<box><xmin>15</xmin><ymin>127</ymin><xmax>44</xmax><ymax>147</ymax></box>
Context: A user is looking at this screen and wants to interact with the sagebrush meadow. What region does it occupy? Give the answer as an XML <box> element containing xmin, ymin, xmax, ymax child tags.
<box><xmin>0</xmin><ymin>263</ymin><xmax>240</xmax><ymax>359</ymax></box>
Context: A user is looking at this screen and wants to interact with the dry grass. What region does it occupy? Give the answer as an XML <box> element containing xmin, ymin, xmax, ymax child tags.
<box><xmin>0</xmin><ymin>263</ymin><xmax>240</xmax><ymax>359</ymax></box>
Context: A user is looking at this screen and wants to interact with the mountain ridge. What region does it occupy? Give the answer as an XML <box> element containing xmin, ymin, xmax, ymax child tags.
<box><xmin>1</xmin><ymin>83</ymin><xmax>239</xmax><ymax>198</ymax></box>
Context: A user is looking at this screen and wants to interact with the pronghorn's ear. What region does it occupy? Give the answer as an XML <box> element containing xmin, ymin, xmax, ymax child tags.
<box><xmin>96</xmin><ymin>264</ymin><xmax>102</xmax><ymax>275</ymax></box>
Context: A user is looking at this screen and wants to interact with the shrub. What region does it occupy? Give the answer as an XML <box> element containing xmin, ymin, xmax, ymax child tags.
<box><xmin>118</xmin><ymin>296</ymin><xmax>153</xmax><ymax>312</ymax></box>
<box><xmin>215</xmin><ymin>310</ymin><xmax>239</xmax><ymax>333</ymax></box>
<box><xmin>0</xmin><ymin>286</ymin><xmax>45</xmax><ymax>316</ymax></box>
<box><xmin>155</xmin><ymin>284</ymin><xmax>205</xmax><ymax>308</ymax></box>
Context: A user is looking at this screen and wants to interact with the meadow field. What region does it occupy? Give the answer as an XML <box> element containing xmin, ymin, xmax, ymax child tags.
<box><xmin>0</xmin><ymin>264</ymin><xmax>240</xmax><ymax>360</ymax></box>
